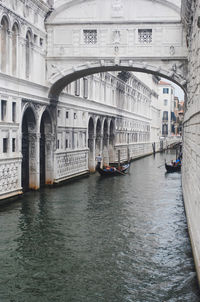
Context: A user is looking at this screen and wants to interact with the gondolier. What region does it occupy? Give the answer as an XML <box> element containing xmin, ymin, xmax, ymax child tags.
<box><xmin>96</xmin><ymin>154</ymin><xmax>102</xmax><ymax>168</ymax></box>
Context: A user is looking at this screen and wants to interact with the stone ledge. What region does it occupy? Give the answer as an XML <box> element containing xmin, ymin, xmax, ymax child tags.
<box><xmin>0</xmin><ymin>190</ymin><xmax>23</xmax><ymax>206</ymax></box>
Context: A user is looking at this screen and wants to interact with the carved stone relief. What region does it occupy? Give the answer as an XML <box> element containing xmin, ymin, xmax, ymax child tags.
<box><xmin>56</xmin><ymin>151</ymin><xmax>88</xmax><ymax>179</ymax></box>
<box><xmin>111</xmin><ymin>0</ymin><xmax>124</xmax><ymax>18</ymax></box>
<box><xmin>0</xmin><ymin>162</ymin><xmax>20</xmax><ymax>193</ymax></box>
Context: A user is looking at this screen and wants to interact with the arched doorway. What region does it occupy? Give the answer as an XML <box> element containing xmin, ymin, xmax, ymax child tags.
<box><xmin>88</xmin><ymin>117</ymin><xmax>95</xmax><ymax>172</ymax></box>
<box><xmin>21</xmin><ymin>107</ymin><xmax>36</xmax><ymax>191</ymax></box>
<box><xmin>40</xmin><ymin>110</ymin><xmax>54</xmax><ymax>186</ymax></box>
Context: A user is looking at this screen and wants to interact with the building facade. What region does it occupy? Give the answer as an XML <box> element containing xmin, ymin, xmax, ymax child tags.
<box><xmin>0</xmin><ymin>0</ymin><xmax>164</xmax><ymax>202</ymax></box>
<box><xmin>158</xmin><ymin>81</ymin><xmax>176</xmax><ymax>137</ymax></box>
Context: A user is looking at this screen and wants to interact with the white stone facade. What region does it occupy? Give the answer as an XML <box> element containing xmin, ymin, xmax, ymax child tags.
<box><xmin>46</xmin><ymin>0</ymin><xmax>187</xmax><ymax>100</ymax></box>
<box><xmin>0</xmin><ymin>0</ymin><xmax>50</xmax><ymax>200</ymax></box>
<box><xmin>0</xmin><ymin>0</ymin><xmax>187</xmax><ymax>204</ymax></box>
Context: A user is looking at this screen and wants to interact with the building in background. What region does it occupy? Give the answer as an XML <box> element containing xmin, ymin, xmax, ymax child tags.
<box><xmin>158</xmin><ymin>81</ymin><xmax>176</xmax><ymax>137</ymax></box>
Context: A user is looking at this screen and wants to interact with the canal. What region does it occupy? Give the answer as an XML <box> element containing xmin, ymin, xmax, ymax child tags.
<box><xmin>0</xmin><ymin>152</ymin><xmax>199</xmax><ymax>302</ymax></box>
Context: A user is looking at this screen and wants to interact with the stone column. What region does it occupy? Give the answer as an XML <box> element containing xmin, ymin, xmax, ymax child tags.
<box><xmin>29</xmin><ymin>42</ymin><xmax>34</xmax><ymax>81</ymax></box>
<box><xmin>45</xmin><ymin>133</ymin><xmax>55</xmax><ymax>184</ymax></box>
<box><xmin>29</xmin><ymin>132</ymin><xmax>40</xmax><ymax>190</ymax></box>
<box><xmin>88</xmin><ymin>135</ymin><xmax>96</xmax><ymax>172</ymax></box>
<box><xmin>8</xmin><ymin>30</ymin><xmax>12</xmax><ymax>75</ymax></box>
<box><xmin>15</xmin><ymin>34</ymin><xmax>19</xmax><ymax>77</ymax></box>
<box><xmin>18</xmin><ymin>36</ymin><xmax>25</xmax><ymax>78</ymax></box>
<box><xmin>95</xmin><ymin>134</ymin><xmax>103</xmax><ymax>157</ymax></box>
<box><xmin>103</xmin><ymin>134</ymin><xmax>110</xmax><ymax>166</ymax></box>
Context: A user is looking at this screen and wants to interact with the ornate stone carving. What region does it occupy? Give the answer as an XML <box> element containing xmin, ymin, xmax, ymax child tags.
<box><xmin>0</xmin><ymin>161</ymin><xmax>20</xmax><ymax>194</ymax></box>
<box><xmin>113</xmin><ymin>30</ymin><xmax>121</xmax><ymax>44</ymax></box>
<box><xmin>111</xmin><ymin>0</ymin><xmax>124</xmax><ymax>18</ymax></box>
<box><xmin>11</xmin><ymin>0</ymin><xmax>17</xmax><ymax>10</ymax></box>
<box><xmin>55</xmin><ymin>151</ymin><xmax>88</xmax><ymax>179</ymax></box>
<box><xmin>169</xmin><ymin>45</ymin><xmax>175</xmax><ymax>56</ymax></box>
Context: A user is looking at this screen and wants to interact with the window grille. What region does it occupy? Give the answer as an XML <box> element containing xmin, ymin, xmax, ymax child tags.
<box><xmin>138</xmin><ymin>29</ymin><xmax>152</xmax><ymax>43</ymax></box>
<box><xmin>83</xmin><ymin>30</ymin><xmax>97</xmax><ymax>44</ymax></box>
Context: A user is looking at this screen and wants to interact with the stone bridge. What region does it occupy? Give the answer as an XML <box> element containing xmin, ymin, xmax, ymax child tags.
<box><xmin>45</xmin><ymin>0</ymin><xmax>188</xmax><ymax>100</ymax></box>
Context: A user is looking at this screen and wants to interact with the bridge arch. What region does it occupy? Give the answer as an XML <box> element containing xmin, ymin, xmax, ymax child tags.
<box><xmin>48</xmin><ymin>62</ymin><xmax>187</xmax><ymax>102</ymax></box>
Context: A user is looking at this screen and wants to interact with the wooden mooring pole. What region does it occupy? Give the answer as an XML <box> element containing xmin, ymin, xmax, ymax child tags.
<box><xmin>118</xmin><ymin>150</ymin><xmax>121</xmax><ymax>168</ymax></box>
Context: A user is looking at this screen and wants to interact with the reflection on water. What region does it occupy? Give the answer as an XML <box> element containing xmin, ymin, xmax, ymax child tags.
<box><xmin>0</xmin><ymin>151</ymin><xmax>199</xmax><ymax>302</ymax></box>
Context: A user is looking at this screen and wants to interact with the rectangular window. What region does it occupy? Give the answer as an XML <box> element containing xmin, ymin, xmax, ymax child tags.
<box><xmin>74</xmin><ymin>113</ymin><xmax>77</xmax><ymax>119</ymax></box>
<box><xmin>75</xmin><ymin>80</ymin><xmax>80</xmax><ymax>96</ymax></box>
<box><xmin>34</xmin><ymin>34</ymin><xmax>38</xmax><ymax>44</ymax></box>
<box><xmin>164</xmin><ymin>99</ymin><xmax>168</xmax><ymax>106</ymax></box>
<box><xmin>12</xmin><ymin>138</ymin><xmax>16</xmax><ymax>152</ymax></box>
<box><xmin>65</xmin><ymin>139</ymin><xmax>68</xmax><ymax>149</ymax></box>
<box><xmin>138</xmin><ymin>29</ymin><xmax>152</xmax><ymax>43</ymax></box>
<box><xmin>3</xmin><ymin>138</ymin><xmax>8</xmax><ymax>153</ymax></box>
<box><xmin>1</xmin><ymin>100</ymin><xmax>7</xmax><ymax>121</ymax></box>
<box><xmin>83</xmin><ymin>78</ymin><xmax>88</xmax><ymax>99</ymax></box>
<box><xmin>12</xmin><ymin>102</ymin><xmax>16</xmax><ymax>122</ymax></box>
<box><xmin>57</xmin><ymin>139</ymin><xmax>60</xmax><ymax>149</ymax></box>
<box><xmin>163</xmin><ymin>111</ymin><xmax>168</xmax><ymax>121</ymax></box>
<box><xmin>163</xmin><ymin>88</ymin><xmax>169</xmax><ymax>94</ymax></box>
<box><xmin>40</xmin><ymin>38</ymin><xmax>43</xmax><ymax>47</ymax></box>
<box><xmin>57</xmin><ymin>110</ymin><xmax>60</xmax><ymax>117</ymax></box>
<box><xmin>66</xmin><ymin>111</ymin><xmax>69</xmax><ymax>119</ymax></box>
<box><xmin>83</xmin><ymin>30</ymin><xmax>97</xmax><ymax>44</ymax></box>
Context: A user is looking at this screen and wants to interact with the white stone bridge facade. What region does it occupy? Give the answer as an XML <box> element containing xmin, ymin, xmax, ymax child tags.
<box><xmin>46</xmin><ymin>0</ymin><xmax>188</xmax><ymax>101</ymax></box>
<box><xmin>0</xmin><ymin>0</ymin><xmax>188</xmax><ymax>200</ymax></box>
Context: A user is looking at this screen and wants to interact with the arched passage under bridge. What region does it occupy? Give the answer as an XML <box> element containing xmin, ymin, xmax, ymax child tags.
<box><xmin>48</xmin><ymin>63</ymin><xmax>187</xmax><ymax>103</ymax></box>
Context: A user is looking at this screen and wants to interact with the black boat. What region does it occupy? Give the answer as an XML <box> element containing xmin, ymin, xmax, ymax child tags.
<box><xmin>96</xmin><ymin>162</ymin><xmax>130</xmax><ymax>176</ymax></box>
<box><xmin>165</xmin><ymin>162</ymin><xmax>181</xmax><ymax>173</ymax></box>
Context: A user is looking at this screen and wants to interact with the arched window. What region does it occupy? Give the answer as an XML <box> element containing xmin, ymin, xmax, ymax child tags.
<box><xmin>25</xmin><ymin>31</ymin><xmax>32</xmax><ymax>78</ymax></box>
<box><xmin>1</xmin><ymin>17</ymin><xmax>9</xmax><ymax>73</ymax></box>
<box><xmin>12</xmin><ymin>23</ymin><xmax>19</xmax><ymax>76</ymax></box>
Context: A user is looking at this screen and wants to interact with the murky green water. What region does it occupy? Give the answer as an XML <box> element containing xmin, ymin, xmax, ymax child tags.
<box><xmin>0</xmin><ymin>152</ymin><xmax>199</xmax><ymax>302</ymax></box>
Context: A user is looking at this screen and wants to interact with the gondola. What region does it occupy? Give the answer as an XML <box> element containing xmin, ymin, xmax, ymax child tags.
<box><xmin>165</xmin><ymin>162</ymin><xmax>181</xmax><ymax>173</ymax></box>
<box><xmin>96</xmin><ymin>162</ymin><xmax>130</xmax><ymax>176</ymax></box>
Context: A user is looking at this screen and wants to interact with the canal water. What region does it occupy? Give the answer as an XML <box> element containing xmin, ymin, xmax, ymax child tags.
<box><xmin>0</xmin><ymin>152</ymin><xmax>200</xmax><ymax>302</ymax></box>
